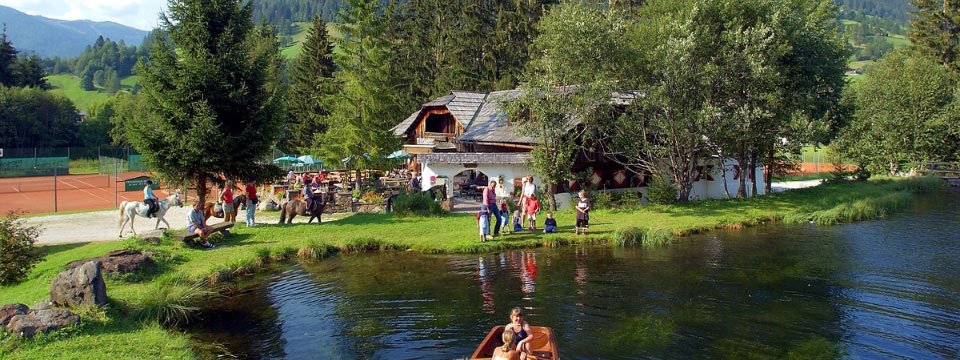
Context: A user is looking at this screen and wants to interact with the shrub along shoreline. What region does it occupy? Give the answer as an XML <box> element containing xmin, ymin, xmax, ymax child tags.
<box><xmin>0</xmin><ymin>177</ymin><xmax>946</xmax><ymax>359</ymax></box>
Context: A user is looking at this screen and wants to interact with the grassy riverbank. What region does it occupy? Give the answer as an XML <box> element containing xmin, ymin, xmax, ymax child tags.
<box><xmin>0</xmin><ymin>177</ymin><xmax>945</xmax><ymax>359</ymax></box>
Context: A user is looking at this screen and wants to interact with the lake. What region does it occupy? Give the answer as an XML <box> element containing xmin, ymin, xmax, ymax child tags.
<box><xmin>191</xmin><ymin>191</ymin><xmax>960</xmax><ymax>359</ymax></box>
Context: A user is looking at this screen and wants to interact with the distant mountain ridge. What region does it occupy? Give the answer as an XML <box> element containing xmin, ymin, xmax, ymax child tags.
<box><xmin>0</xmin><ymin>5</ymin><xmax>148</xmax><ymax>58</ymax></box>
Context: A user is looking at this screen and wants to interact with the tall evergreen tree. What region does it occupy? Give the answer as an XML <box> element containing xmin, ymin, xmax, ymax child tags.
<box><xmin>0</xmin><ymin>26</ymin><xmax>18</xmax><ymax>87</ymax></box>
<box><xmin>910</xmin><ymin>0</ymin><xmax>960</xmax><ymax>73</ymax></box>
<box><xmin>286</xmin><ymin>15</ymin><xmax>336</xmax><ymax>153</ymax></box>
<box><xmin>14</xmin><ymin>55</ymin><xmax>49</xmax><ymax>89</ymax></box>
<box><xmin>132</xmin><ymin>0</ymin><xmax>284</xmax><ymax>201</ymax></box>
<box><xmin>318</xmin><ymin>0</ymin><xmax>402</xmax><ymax>190</ymax></box>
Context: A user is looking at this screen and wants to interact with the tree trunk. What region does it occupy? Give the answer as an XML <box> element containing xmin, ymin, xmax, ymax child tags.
<box><xmin>749</xmin><ymin>154</ymin><xmax>758</xmax><ymax>197</ymax></box>
<box><xmin>547</xmin><ymin>185</ymin><xmax>557</xmax><ymax>212</ymax></box>
<box><xmin>737</xmin><ymin>155</ymin><xmax>747</xmax><ymax>198</ymax></box>
<box><xmin>355</xmin><ymin>169</ymin><xmax>362</xmax><ymax>193</ymax></box>
<box><xmin>764</xmin><ymin>149</ymin><xmax>773</xmax><ymax>195</ymax></box>
<box><xmin>195</xmin><ymin>173</ymin><xmax>208</xmax><ymax>206</ymax></box>
<box><xmin>719</xmin><ymin>158</ymin><xmax>731</xmax><ymax>199</ymax></box>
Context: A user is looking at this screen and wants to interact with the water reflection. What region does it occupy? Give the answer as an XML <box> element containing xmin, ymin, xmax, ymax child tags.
<box><xmin>190</xmin><ymin>192</ymin><xmax>960</xmax><ymax>359</ymax></box>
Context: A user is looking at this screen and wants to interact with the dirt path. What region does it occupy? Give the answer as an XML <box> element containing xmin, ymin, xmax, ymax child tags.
<box><xmin>25</xmin><ymin>206</ymin><xmax>333</xmax><ymax>246</ymax></box>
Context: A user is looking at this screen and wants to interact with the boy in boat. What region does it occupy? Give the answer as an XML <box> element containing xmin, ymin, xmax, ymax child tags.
<box><xmin>543</xmin><ymin>212</ymin><xmax>558</xmax><ymax>234</ymax></box>
<box><xmin>504</xmin><ymin>307</ymin><xmax>533</xmax><ymax>355</ymax></box>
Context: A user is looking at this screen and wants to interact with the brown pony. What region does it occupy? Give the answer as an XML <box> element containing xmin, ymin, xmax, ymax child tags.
<box><xmin>204</xmin><ymin>194</ymin><xmax>246</xmax><ymax>223</ymax></box>
<box><xmin>279</xmin><ymin>193</ymin><xmax>328</xmax><ymax>224</ymax></box>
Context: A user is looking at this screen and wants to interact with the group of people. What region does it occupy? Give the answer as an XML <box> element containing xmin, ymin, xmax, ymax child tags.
<box><xmin>178</xmin><ymin>179</ymin><xmax>259</xmax><ymax>249</ymax></box>
<box><xmin>476</xmin><ymin>176</ymin><xmax>591</xmax><ymax>242</ymax></box>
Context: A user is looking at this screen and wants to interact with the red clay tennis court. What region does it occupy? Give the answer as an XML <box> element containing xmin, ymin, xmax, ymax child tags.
<box><xmin>0</xmin><ymin>172</ymin><xmax>173</xmax><ymax>215</ymax></box>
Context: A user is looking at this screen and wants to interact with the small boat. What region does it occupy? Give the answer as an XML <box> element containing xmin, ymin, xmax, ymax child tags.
<box><xmin>470</xmin><ymin>325</ymin><xmax>559</xmax><ymax>360</ymax></box>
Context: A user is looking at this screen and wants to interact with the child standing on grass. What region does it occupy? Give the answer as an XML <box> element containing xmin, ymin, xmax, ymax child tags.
<box><xmin>575</xmin><ymin>190</ymin><xmax>591</xmax><ymax>235</ymax></box>
<box><xmin>543</xmin><ymin>212</ymin><xmax>558</xmax><ymax>233</ymax></box>
<box><xmin>512</xmin><ymin>209</ymin><xmax>524</xmax><ymax>232</ymax></box>
<box><xmin>525</xmin><ymin>195</ymin><xmax>541</xmax><ymax>230</ymax></box>
<box><xmin>499</xmin><ymin>202</ymin><xmax>510</xmax><ymax>234</ymax></box>
<box><xmin>477</xmin><ymin>205</ymin><xmax>491</xmax><ymax>242</ymax></box>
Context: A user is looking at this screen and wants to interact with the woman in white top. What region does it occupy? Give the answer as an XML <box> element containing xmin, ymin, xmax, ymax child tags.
<box><xmin>519</xmin><ymin>176</ymin><xmax>536</xmax><ymax>226</ymax></box>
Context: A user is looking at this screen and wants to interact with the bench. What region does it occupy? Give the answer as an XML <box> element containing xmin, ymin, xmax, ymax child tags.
<box><xmin>176</xmin><ymin>222</ymin><xmax>234</xmax><ymax>243</ymax></box>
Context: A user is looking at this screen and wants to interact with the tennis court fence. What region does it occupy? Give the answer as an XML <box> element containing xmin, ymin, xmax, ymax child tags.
<box><xmin>0</xmin><ymin>146</ymin><xmax>149</xmax><ymax>178</ymax></box>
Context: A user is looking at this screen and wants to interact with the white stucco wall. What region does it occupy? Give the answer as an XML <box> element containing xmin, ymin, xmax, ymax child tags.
<box><xmin>421</xmin><ymin>159</ymin><xmax>765</xmax><ymax>204</ymax></box>
<box><xmin>420</xmin><ymin>163</ymin><xmax>541</xmax><ymax>199</ymax></box>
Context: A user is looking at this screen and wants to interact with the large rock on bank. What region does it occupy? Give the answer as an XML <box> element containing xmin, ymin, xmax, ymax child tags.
<box><xmin>50</xmin><ymin>261</ymin><xmax>107</xmax><ymax>307</ymax></box>
<box><xmin>66</xmin><ymin>249</ymin><xmax>155</xmax><ymax>274</ymax></box>
<box><xmin>0</xmin><ymin>304</ymin><xmax>29</xmax><ymax>327</ymax></box>
<box><xmin>5</xmin><ymin>308</ymin><xmax>79</xmax><ymax>338</ymax></box>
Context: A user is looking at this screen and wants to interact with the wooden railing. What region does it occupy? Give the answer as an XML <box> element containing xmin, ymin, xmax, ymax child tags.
<box><xmin>922</xmin><ymin>162</ymin><xmax>960</xmax><ymax>186</ymax></box>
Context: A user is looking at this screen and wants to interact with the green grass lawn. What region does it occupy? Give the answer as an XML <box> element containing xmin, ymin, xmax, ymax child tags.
<box><xmin>885</xmin><ymin>34</ymin><xmax>911</xmax><ymax>48</ymax></box>
<box><xmin>0</xmin><ymin>177</ymin><xmax>944</xmax><ymax>359</ymax></box>
<box><xmin>280</xmin><ymin>22</ymin><xmax>341</xmax><ymax>59</ymax></box>
<box><xmin>67</xmin><ymin>159</ymin><xmax>100</xmax><ymax>175</ymax></box>
<box><xmin>848</xmin><ymin>60</ymin><xmax>873</xmax><ymax>70</ymax></box>
<box><xmin>46</xmin><ymin>74</ymin><xmax>140</xmax><ymax>113</ymax></box>
<box><xmin>45</xmin><ymin>74</ymin><xmax>113</xmax><ymax>112</ymax></box>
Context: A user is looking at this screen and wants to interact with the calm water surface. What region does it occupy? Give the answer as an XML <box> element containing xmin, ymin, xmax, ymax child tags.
<box><xmin>192</xmin><ymin>192</ymin><xmax>960</xmax><ymax>359</ymax></box>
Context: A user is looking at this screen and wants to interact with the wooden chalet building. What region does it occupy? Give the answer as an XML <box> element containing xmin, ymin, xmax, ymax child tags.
<box><xmin>392</xmin><ymin>90</ymin><xmax>766</xmax><ymax>206</ymax></box>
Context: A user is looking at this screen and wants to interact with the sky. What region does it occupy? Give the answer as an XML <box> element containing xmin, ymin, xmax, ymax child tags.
<box><xmin>0</xmin><ymin>0</ymin><xmax>167</xmax><ymax>31</ymax></box>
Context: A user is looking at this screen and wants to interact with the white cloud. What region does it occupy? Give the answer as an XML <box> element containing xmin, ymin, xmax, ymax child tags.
<box><xmin>0</xmin><ymin>0</ymin><xmax>167</xmax><ymax>30</ymax></box>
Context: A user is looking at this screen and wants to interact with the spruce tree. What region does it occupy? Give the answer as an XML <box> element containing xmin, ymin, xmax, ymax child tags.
<box><xmin>911</xmin><ymin>0</ymin><xmax>960</xmax><ymax>73</ymax></box>
<box><xmin>133</xmin><ymin>0</ymin><xmax>284</xmax><ymax>201</ymax></box>
<box><xmin>319</xmin><ymin>0</ymin><xmax>402</xmax><ymax>190</ymax></box>
<box><xmin>0</xmin><ymin>26</ymin><xmax>18</xmax><ymax>87</ymax></box>
<box><xmin>15</xmin><ymin>55</ymin><xmax>49</xmax><ymax>89</ymax></box>
<box><xmin>286</xmin><ymin>15</ymin><xmax>336</xmax><ymax>153</ymax></box>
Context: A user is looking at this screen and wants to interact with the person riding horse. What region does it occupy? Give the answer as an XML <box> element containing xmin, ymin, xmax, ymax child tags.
<box><xmin>144</xmin><ymin>180</ymin><xmax>158</xmax><ymax>218</ymax></box>
<box><xmin>303</xmin><ymin>180</ymin><xmax>319</xmax><ymax>215</ymax></box>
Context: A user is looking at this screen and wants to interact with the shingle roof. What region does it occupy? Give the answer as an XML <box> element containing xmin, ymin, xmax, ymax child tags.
<box><xmin>391</xmin><ymin>109</ymin><xmax>422</xmax><ymax>137</ymax></box>
<box><xmin>447</xmin><ymin>91</ymin><xmax>486</xmax><ymax>127</ymax></box>
<box><xmin>458</xmin><ymin>90</ymin><xmax>535</xmax><ymax>145</ymax></box>
<box><xmin>419</xmin><ymin>152</ymin><xmax>531</xmax><ymax>165</ymax></box>
<box><xmin>393</xmin><ymin>89</ymin><xmax>636</xmax><ymax>145</ymax></box>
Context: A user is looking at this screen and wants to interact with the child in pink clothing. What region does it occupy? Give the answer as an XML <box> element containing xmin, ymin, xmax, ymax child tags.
<box><xmin>525</xmin><ymin>195</ymin><xmax>541</xmax><ymax>230</ymax></box>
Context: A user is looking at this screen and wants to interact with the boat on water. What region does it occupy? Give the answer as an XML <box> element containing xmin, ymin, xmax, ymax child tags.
<box><xmin>470</xmin><ymin>325</ymin><xmax>559</xmax><ymax>360</ymax></box>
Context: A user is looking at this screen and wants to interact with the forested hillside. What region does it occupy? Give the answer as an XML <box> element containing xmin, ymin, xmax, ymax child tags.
<box><xmin>836</xmin><ymin>0</ymin><xmax>913</xmax><ymax>65</ymax></box>
<box><xmin>0</xmin><ymin>5</ymin><xmax>147</xmax><ymax>58</ymax></box>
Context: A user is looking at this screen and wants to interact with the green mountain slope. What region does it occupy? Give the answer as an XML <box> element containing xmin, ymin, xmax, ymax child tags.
<box><xmin>46</xmin><ymin>74</ymin><xmax>138</xmax><ymax>112</ymax></box>
<box><xmin>0</xmin><ymin>5</ymin><xmax>147</xmax><ymax>58</ymax></box>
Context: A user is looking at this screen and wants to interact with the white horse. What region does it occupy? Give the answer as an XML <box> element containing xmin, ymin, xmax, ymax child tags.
<box><xmin>119</xmin><ymin>190</ymin><xmax>183</xmax><ymax>237</ymax></box>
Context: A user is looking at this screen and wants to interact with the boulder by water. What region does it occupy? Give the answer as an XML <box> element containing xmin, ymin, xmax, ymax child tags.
<box><xmin>50</xmin><ymin>261</ymin><xmax>107</xmax><ymax>307</ymax></box>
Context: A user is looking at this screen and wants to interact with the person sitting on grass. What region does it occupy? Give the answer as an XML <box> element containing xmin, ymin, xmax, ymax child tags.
<box><xmin>477</xmin><ymin>204</ymin><xmax>491</xmax><ymax>242</ymax></box>
<box><xmin>525</xmin><ymin>195</ymin><xmax>541</xmax><ymax>230</ymax></box>
<box><xmin>187</xmin><ymin>202</ymin><xmax>215</xmax><ymax>249</ymax></box>
<box><xmin>512</xmin><ymin>209</ymin><xmax>524</xmax><ymax>232</ymax></box>
<box><xmin>543</xmin><ymin>212</ymin><xmax>557</xmax><ymax>234</ymax></box>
